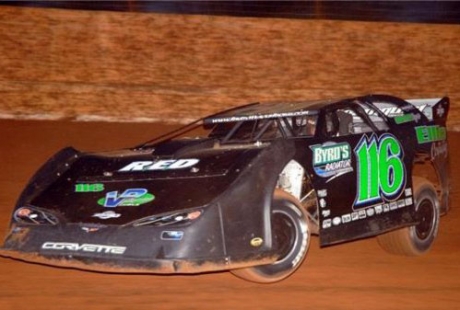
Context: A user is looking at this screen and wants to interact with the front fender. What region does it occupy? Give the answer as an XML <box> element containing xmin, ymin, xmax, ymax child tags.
<box><xmin>216</xmin><ymin>139</ymin><xmax>296</xmax><ymax>262</ymax></box>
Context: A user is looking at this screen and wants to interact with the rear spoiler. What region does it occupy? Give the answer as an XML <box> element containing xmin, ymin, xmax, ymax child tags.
<box><xmin>406</xmin><ymin>97</ymin><xmax>449</xmax><ymax>123</ymax></box>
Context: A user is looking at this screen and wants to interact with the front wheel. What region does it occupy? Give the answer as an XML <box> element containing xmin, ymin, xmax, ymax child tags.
<box><xmin>231</xmin><ymin>190</ymin><xmax>310</xmax><ymax>283</ymax></box>
<box><xmin>377</xmin><ymin>177</ymin><xmax>440</xmax><ymax>256</ymax></box>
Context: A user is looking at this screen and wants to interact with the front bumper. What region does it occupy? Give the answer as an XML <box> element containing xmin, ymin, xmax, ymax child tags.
<box><xmin>0</xmin><ymin>224</ymin><xmax>277</xmax><ymax>274</ymax></box>
<box><xmin>0</xmin><ymin>248</ymin><xmax>276</xmax><ymax>274</ymax></box>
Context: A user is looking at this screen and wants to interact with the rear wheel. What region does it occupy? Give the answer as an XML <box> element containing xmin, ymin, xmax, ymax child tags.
<box><xmin>231</xmin><ymin>190</ymin><xmax>310</xmax><ymax>283</ymax></box>
<box><xmin>377</xmin><ymin>177</ymin><xmax>440</xmax><ymax>256</ymax></box>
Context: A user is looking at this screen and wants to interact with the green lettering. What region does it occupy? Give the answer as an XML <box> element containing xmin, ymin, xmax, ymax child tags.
<box><xmin>355</xmin><ymin>134</ymin><xmax>405</xmax><ymax>206</ymax></box>
<box><xmin>415</xmin><ymin>126</ymin><xmax>447</xmax><ymax>144</ymax></box>
<box><xmin>75</xmin><ymin>183</ymin><xmax>105</xmax><ymax>193</ymax></box>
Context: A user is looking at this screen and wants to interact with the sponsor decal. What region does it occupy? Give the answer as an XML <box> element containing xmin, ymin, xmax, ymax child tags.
<box><xmin>366</xmin><ymin>105</ymin><xmax>427</xmax><ymax>118</ymax></box>
<box><xmin>354</xmin><ymin>134</ymin><xmax>405</xmax><ymax>207</ymax></box>
<box><xmin>311</xmin><ymin>142</ymin><xmax>352</xmax><ymax>178</ymax></box>
<box><xmin>383</xmin><ymin>204</ymin><xmax>390</xmax><ymax>212</ymax></box>
<box><xmin>415</xmin><ymin>125</ymin><xmax>446</xmax><ymax>144</ymax></box>
<box><xmin>436</xmin><ymin>105</ymin><xmax>445</xmax><ymax>118</ymax></box>
<box><xmin>332</xmin><ymin>217</ymin><xmax>341</xmax><ymax>226</ymax></box>
<box><xmin>250</xmin><ymin>237</ymin><xmax>264</xmax><ymax>247</ymax></box>
<box><xmin>366</xmin><ymin>208</ymin><xmax>375</xmax><ymax>217</ymax></box>
<box><xmin>393</xmin><ymin>114</ymin><xmax>415</xmax><ymax>124</ymax></box>
<box><xmin>390</xmin><ymin>202</ymin><xmax>398</xmax><ymax>210</ymax></box>
<box><xmin>207</xmin><ymin>110</ymin><xmax>315</xmax><ymax>124</ymax></box>
<box><xmin>319</xmin><ymin>198</ymin><xmax>327</xmax><ymax>209</ymax></box>
<box><xmin>342</xmin><ymin>214</ymin><xmax>352</xmax><ymax>223</ymax></box>
<box><xmin>92</xmin><ymin>211</ymin><xmax>121</xmax><ymax>219</ymax></box>
<box><xmin>75</xmin><ymin>183</ymin><xmax>104</xmax><ymax>193</ymax></box>
<box><xmin>405</xmin><ymin>188</ymin><xmax>412</xmax><ymax>196</ymax></box>
<box><xmin>322</xmin><ymin>209</ymin><xmax>331</xmax><ymax>217</ymax></box>
<box><xmin>322</xmin><ymin>196</ymin><xmax>411</xmax><ymax>230</ymax></box>
<box><xmin>317</xmin><ymin>189</ymin><xmax>328</xmax><ymax>198</ymax></box>
<box><xmin>431</xmin><ymin>141</ymin><xmax>448</xmax><ymax>159</ymax></box>
<box><xmin>98</xmin><ymin>188</ymin><xmax>154</xmax><ymax>208</ymax></box>
<box><xmin>41</xmin><ymin>242</ymin><xmax>126</xmax><ymax>254</ymax></box>
<box><xmin>351</xmin><ymin>212</ymin><xmax>359</xmax><ymax>221</ymax></box>
<box><xmin>161</xmin><ymin>231</ymin><xmax>184</xmax><ymax>241</ymax></box>
<box><xmin>119</xmin><ymin>159</ymin><xmax>199</xmax><ymax>172</ymax></box>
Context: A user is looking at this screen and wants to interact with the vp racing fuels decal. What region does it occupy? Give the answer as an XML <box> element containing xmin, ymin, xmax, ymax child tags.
<box><xmin>354</xmin><ymin>133</ymin><xmax>406</xmax><ymax>207</ymax></box>
<box><xmin>310</xmin><ymin>142</ymin><xmax>352</xmax><ymax>178</ymax></box>
<box><xmin>98</xmin><ymin>188</ymin><xmax>155</xmax><ymax>208</ymax></box>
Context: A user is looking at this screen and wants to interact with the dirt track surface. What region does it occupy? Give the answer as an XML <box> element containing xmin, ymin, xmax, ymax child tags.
<box><xmin>0</xmin><ymin>120</ymin><xmax>459</xmax><ymax>310</ymax></box>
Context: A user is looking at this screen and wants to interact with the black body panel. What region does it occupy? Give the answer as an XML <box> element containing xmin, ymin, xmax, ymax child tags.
<box><xmin>1</xmin><ymin>94</ymin><xmax>450</xmax><ymax>275</ymax></box>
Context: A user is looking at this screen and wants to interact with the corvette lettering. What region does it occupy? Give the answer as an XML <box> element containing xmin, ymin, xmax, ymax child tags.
<box><xmin>119</xmin><ymin>159</ymin><xmax>199</xmax><ymax>172</ymax></box>
<box><xmin>41</xmin><ymin>242</ymin><xmax>126</xmax><ymax>254</ymax></box>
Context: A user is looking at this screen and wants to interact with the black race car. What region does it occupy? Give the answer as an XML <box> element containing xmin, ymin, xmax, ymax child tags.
<box><xmin>0</xmin><ymin>94</ymin><xmax>450</xmax><ymax>283</ymax></box>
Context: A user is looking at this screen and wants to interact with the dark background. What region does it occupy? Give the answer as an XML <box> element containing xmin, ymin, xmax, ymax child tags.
<box><xmin>2</xmin><ymin>1</ymin><xmax>460</xmax><ymax>24</ymax></box>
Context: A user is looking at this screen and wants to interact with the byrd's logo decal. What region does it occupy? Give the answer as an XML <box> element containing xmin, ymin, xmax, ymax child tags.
<box><xmin>310</xmin><ymin>142</ymin><xmax>352</xmax><ymax>178</ymax></box>
<box><xmin>98</xmin><ymin>188</ymin><xmax>155</xmax><ymax>208</ymax></box>
<box><xmin>354</xmin><ymin>133</ymin><xmax>405</xmax><ymax>207</ymax></box>
<box><xmin>119</xmin><ymin>159</ymin><xmax>199</xmax><ymax>172</ymax></box>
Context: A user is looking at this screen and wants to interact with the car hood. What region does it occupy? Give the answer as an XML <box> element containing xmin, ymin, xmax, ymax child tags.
<box><xmin>18</xmin><ymin>139</ymin><xmax>273</xmax><ymax>225</ymax></box>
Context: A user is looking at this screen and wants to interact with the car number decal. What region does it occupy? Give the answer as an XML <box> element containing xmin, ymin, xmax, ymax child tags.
<box><xmin>354</xmin><ymin>133</ymin><xmax>405</xmax><ymax>207</ymax></box>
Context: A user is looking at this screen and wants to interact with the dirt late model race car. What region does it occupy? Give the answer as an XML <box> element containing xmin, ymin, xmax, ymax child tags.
<box><xmin>0</xmin><ymin>94</ymin><xmax>450</xmax><ymax>283</ymax></box>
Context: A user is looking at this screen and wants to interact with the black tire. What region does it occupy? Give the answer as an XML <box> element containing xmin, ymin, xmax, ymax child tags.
<box><xmin>231</xmin><ymin>189</ymin><xmax>310</xmax><ymax>283</ymax></box>
<box><xmin>377</xmin><ymin>177</ymin><xmax>440</xmax><ymax>256</ymax></box>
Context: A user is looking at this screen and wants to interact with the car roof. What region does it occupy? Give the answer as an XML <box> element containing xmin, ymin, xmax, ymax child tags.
<box><xmin>203</xmin><ymin>98</ymin><xmax>342</xmax><ymax>124</ymax></box>
<box><xmin>202</xmin><ymin>94</ymin><xmax>432</xmax><ymax>125</ymax></box>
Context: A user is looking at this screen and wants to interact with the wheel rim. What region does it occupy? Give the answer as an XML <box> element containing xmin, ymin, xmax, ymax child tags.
<box><xmin>415</xmin><ymin>199</ymin><xmax>435</xmax><ymax>240</ymax></box>
<box><xmin>272</xmin><ymin>210</ymin><xmax>297</xmax><ymax>263</ymax></box>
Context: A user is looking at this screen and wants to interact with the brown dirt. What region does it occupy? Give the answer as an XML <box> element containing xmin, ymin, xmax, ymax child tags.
<box><xmin>0</xmin><ymin>119</ymin><xmax>459</xmax><ymax>310</ymax></box>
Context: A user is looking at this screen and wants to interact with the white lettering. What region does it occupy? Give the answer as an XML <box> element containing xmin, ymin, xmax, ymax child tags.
<box><xmin>42</xmin><ymin>242</ymin><xmax>126</xmax><ymax>254</ymax></box>
<box><xmin>118</xmin><ymin>161</ymin><xmax>153</xmax><ymax>172</ymax></box>
<box><xmin>119</xmin><ymin>159</ymin><xmax>199</xmax><ymax>172</ymax></box>
<box><xmin>169</xmin><ymin>159</ymin><xmax>200</xmax><ymax>169</ymax></box>
<box><xmin>149</xmin><ymin>160</ymin><xmax>176</xmax><ymax>170</ymax></box>
<box><xmin>313</xmin><ymin>144</ymin><xmax>350</xmax><ymax>165</ymax></box>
